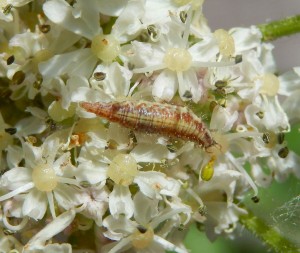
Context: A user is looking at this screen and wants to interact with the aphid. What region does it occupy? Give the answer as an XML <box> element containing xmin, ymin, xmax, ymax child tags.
<box><xmin>201</xmin><ymin>156</ymin><xmax>215</xmax><ymax>181</ymax></box>
<box><xmin>80</xmin><ymin>100</ymin><xmax>216</xmax><ymax>151</ymax></box>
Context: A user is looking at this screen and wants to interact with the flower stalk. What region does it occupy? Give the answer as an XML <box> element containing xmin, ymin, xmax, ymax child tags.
<box><xmin>240</xmin><ymin>212</ymin><xmax>299</xmax><ymax>253</ymax></box>
<box><xmin>258</xmin><ymin>15</ymin><xmax>300</xmax><ymax>41</ymax></box>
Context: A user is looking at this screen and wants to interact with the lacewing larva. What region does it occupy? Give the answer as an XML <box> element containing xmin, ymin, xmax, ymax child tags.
<box><xmin>80</xmin><ymin>100</ymin><xmax>216</xmax><ymax>151</ymax></box>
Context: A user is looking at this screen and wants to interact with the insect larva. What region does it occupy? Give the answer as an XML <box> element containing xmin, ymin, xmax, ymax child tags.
<box><xmin>80</xmin><ymin>100</ymin><xmax>216</xmax><ymax>150</ymax></box>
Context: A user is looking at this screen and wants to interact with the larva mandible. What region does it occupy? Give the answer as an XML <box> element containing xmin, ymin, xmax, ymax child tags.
<box><xmin>80</xmin><ymin>100</ymin><xmax>216</xmax><ymax>150</ymax></box>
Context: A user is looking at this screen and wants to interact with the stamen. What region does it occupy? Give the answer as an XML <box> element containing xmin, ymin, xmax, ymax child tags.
<box><xmin>192</xmin><ymin>60</ymin><xmax>237</xmax><ymax>68</ymax></box>
<box><xmin>47</xmin><ymin>191</ymin><xmax>56</xmax><ymax>219</ymax></box>
<box><xmin>227</xmin><ymin>153</ymin><xmax>258</xmax><ymax>197</ymax></box>
<box><xmin>57</xmin><ymin>177</ymin><xmax>80</xmax><ymax>186</ymax></box>
<box><xmin>2</xmin><ymin>215</ymin><xmax>29</xmax><ymax>231</ymax></box>
<box><xmin>150</xmin><ymin>207</ymin><xmax>191</xmax><ymax>228</ymax></box>
<box><xmin>0</xmin><ymin>182</ymin><xmax>34</xmax><ymax>201</ymax></box>
<box><xmin>184</xmin><ymin>187</ymin><xmax>205</xmax><ymax>210</ymax></box>
<box><xmin>133</xmin><ymin>63</ymin><xmax>165</xmax><ymax>74</ymax></box>
<box><xmin>153</xmin><ymin>235</ymin><xmax>188</xmax><ymax>253</ymax></box>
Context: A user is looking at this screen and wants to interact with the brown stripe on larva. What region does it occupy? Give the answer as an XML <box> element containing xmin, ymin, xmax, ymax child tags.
<box><xmin>80</xmin><ymin>101</ymin><xmax>216</xmax><ymax>150</ymax></box>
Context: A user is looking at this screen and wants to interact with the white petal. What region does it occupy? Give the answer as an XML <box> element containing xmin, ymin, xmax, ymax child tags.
<box><xmin>103</xmin><ymin>215</ymin><xmax>136</xmax><ymax>241</ymax></box>
<box><xmin>230</xmin><ymin>26</ymin><xmax>262</xmax><ymax>53</ymax></box>
<box><xmin>258</xmin><ymin>43</ymin><xmax>276</xmax><ymax>73</ymax></box>
<box><xmin>22</xmin><ymin>189</ymin><xmax>47</xmax><ymax>220</ymax></box>
<box><xmin>134</xmin><ymin>171</ymin><xmax>181</xmax><ymax>199</ymax></box>
<box><xmin>43</xmin><ymin>0</ymin><xmax>101</xmax><ymax>39</ymax></box>
<box><xmin>53</xmin><ymin>184</ymin><xmax>83</xmax><ymax>210</ymax></box>
<box><xmin>108</xmin><ymin>123</ymin><xmax>131</xmax><ymax>146</ymax></box>
<box><xmin>178</xmin><ymin>69</ymin><xmax>202</xmax><ymax>102</ymax></box>
<box><xmin>39</xmin><ymin>48</ymin><xmax>97</xmax><ymax>80</ymax></box>
<box><xmin>16</xmin><ymin>116</ymin><xmax>47</xmax><ymax>136</ymax></box>
<box><xmin>97</xmin><ymin>0</ymin><xmax>129</xmax><ymax>16</ymax></box>
<box><xmin>129</xmin><ymin>41</ymin><xmax>164</xmax><ymax>67</ymax></box>
<box><xmin>278</xmin><ymin>67</ymin><xmax>300</xmax><ymax>96</ymax></box>
<box><xmin>112</xmin><ymin>0</ymin><xmax>145</xmax><ymax>43</ymax></box>
<box><xmin>26</xmin><ymin>209</ymin><xmax>76</xmax><ymax>248</ymax></box>
<box><xmin>71</xmin><ymin>87</ymin><xmax>110</xmax><ymax>106</ymax></box>
<box><xmin>205</xmin><ymin>202</ymin><xmax>247</xmax><ymax>236</ymax></box>
<box><xmin>9</xmin><ymin>31</ymin><xmax>43</xmax><ymax>58</ymax></box>
<box><xmin>109</xmin><ymin>185</ymin><xmax>134</xmax><ymax>219</ymax></box>
<box><xmin>152</xmin><ymin>69</ymin><xmax>177</xmax><ymax>101</ymax></box>
<box><xmin>251</xmin><ymin>163</ymin><xmax>272</xmax><ymax>187</ymax></box>
<box><xmin>130</xmin><ymin>143</ymin><xmax>170</xmax><ymax>163</ymax></box>
<box><xmin>189</xmin><ymin>37</ymin><xmax>218</xmax><ymax>62</ymax></box>
<box><xmin>76</xmin><ymin>161</ymin><xmax>107</xmax><ymax>184</ymax></box>
<box><xmin>0</xmin><ymin>167</ymin><xmax>31</xmax><ymax>190</ymax></box>
<box><xmin>210</xmin><ymin>106</ymin><xmax>238</xmax><ymax>133</ymax></box>
<box><xmin>25</xmin><ymin>106</ymin><xmax>48</xmax><ymax>120</ymax></box>
<box><xmin>133</xmin><ymin>192</ymin><xmax>159</xmax><ymax>225</ymax></box>
<box><xmin>283</xmin><ymin>90</ymin><xmax>300</xmax><ymax>122</ymax></box>
<box><xmin>6</xmin><ymin>145</ymin><xmax>23</xmax><ymax>169</ymax></box>
<box><xmin>94</xmin><ymin>62</ymin><xmax>132</xmax><ymax>97</ymax></box>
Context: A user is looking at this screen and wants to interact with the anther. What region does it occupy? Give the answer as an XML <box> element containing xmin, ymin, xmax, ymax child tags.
<box><xmin>179</xmin><ymin>11</ymin><xmax>187</xmax><ymax>23</ymax></box>
<box><xmin>278</xmin><ymin>146</ymin><xmax>289</xmax><ymax>158</ymax></box>
<box><xmin>93</xmin><ymin>72</ymin><xmax>106</xmax><ymax>81</ymax></box>
<box><xmin>235</xmin><ymin>55</ymin><xmax>243</xmax><ymax>64</ymax></box>
<box><xmin>6</xmin><ymin>55</ymin><xmax>15</xmax><ymax>65</ymax></box>
<box><xmin>12</xmin><ymin>71</ymin><xmax>26</xmax><ymax>85</ymax></box>
<box><xmin>137</xmin><ymin>225</ymin><xmax>147</xmax><ymax>233</ymax></box>
<box><xmin>262</xmin><ymin>133</ymin><xmax>270</xmax><ymax>144</ymax></box>
<box><xmin>256</xmin><ymin>111</ymin><xmax>264</xmax><ymax>119</ymax></box>
<box><xmin>215</xmin><ymin>80</ymin><xmax>227</xmax><ymax>88</ymax></box>
<box><xmin>4</xmin><ymin>128</ymin><xmax>17</xmax><ymax>135</ymax></box>
<box><xmin>3</xmin><ymin>4</ymin><xmax>13</xmax><ymax>14</ymax></box>
<box><xmin>251</xmin><ymin>196</ymin><xmax>260</xmax><ymax>203</ymax></box>
<box><xmin>277</xmin><ymin>132</ymin><xmax>285</xmax><ymax>144</ymax></box>
<box><xmin>39</xmin><ymin>24</ymin><xmax>51</xmax><ymax>33</ymax></box>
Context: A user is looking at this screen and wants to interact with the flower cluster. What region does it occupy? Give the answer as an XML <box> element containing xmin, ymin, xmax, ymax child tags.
<box><xmin>0</xmin><ymin>0</ymin><xmax>299</xmax><ymax>252</ymax></box>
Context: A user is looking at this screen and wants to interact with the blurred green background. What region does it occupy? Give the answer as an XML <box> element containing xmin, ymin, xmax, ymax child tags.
<box><xmin>182</xmin><ymin>123</ymin><xmax>300</xmax><ymax>253</ymax></box>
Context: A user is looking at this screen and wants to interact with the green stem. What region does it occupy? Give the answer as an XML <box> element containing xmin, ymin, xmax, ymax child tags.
<box><xmin>239</xmin><ymin>212</ymin><xmax>299</xmax><ymax>253</ymax></box>
<box><xmin>257</xmin><ymin>15</ymin><xmax>300</xmax><ymax>41</ymax></box>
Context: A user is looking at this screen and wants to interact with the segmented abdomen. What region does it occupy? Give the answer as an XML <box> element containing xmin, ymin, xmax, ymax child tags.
<box><xmin>80</xmin><ymin>101</ymin><xmax>216</xmax><ymax>149</ymax></box>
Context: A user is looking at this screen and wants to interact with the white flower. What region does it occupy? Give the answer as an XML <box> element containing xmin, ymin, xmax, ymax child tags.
<box><xmin>245</xmin><ymin>95</ymin><xmax>290</xmax><ymax>132</ymax></box>
<box><xmin>79</xmin><ymin>183</ymin><xmax>109</xmax><ymax>226</ymax></box>
<box><xmin>126</xmin><ymin>12</ymin><xmax>236</xmax><ymax>102</ymax></box>
<box><xmin>0</xmin><ymin>135</ymin><xmax>82</xmax><ymax>221</ymax></box>
<box><xmin>103</xmin><ymin>192</ymin><xmax>191</xmax><ymax>253</ymax></box>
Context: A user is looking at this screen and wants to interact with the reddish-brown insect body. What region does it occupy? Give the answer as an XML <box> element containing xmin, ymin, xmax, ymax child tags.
<box><xmin>80</xmin><ymin>101</ymin><xmax>216</xmax><ymax>150</ymax></box>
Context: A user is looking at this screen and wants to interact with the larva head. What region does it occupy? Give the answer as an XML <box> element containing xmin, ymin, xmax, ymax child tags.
<box><xmin>80</xmin><ymin>102</ymin><xmax>115</xmax><ymax>119</ymax></box>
